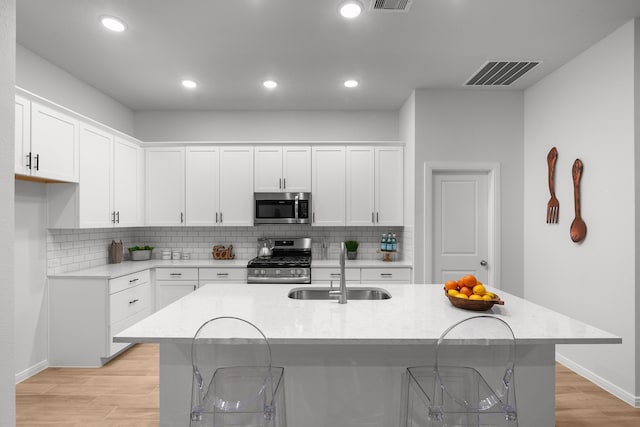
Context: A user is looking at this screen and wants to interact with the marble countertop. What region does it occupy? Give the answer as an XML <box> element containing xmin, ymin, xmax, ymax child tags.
<box><xmin>114</xmin><ymin>283</ymin><xmax>620</xmax><ymax>346</ymax></box>
<box><xmin>49</xmin><ymin>259</ymin><xmax>412</xmax><ymax>279</ymax></box>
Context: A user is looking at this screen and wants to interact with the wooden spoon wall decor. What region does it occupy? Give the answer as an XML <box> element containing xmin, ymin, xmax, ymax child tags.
<box><xmin>569</xmin><ymin>159</ymin><xmax>587</xmax><ymax>242</ymax></box>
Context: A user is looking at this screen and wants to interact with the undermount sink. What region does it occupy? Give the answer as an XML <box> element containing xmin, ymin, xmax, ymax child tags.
<box><xmin>288</xmin><ymin>286</ymin><xmax>392</xmax><ymax>301</ymax></box>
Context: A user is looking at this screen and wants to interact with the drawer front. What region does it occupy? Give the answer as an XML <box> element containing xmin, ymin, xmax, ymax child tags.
<box><xmin>109</xmin><ymin>270</ymin><xmax>150</xmax><ymax>294</ymax></box>
<box><xmin>155</xmin><ymin>267</ymin><xmax>199</xmax><ymax>281</ymax></box>
<box><xmin>110</xmin><ymin>282</ymin><xmax>151</xmax><ymax>325</ymax></box>
<box><xmin>361</xmin><ymin>268</ymin><xmax>411</xmax><ymax>282</ymax></box>
<box><xmin>312</xmin><ymin>268</ymin><xmax>360</xmax><ymax>282</ymax></box>
<box><xmin>199</xmin><ymin>268</ymin><xmax>246</xmax><ymax>282</ymax></box>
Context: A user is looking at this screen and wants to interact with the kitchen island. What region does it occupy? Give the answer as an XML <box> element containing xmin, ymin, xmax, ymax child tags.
<box><xmin>115</xmin><ymin>283</ymin><xmax>620</xmax><ymax>427</ymax></box>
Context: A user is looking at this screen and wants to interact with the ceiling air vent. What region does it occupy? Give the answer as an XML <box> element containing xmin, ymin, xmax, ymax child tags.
<box><xmin>465</xmin><ymin>60</ymin><xmax>541</xmax><ymax>86</ymax></box>
<box><xmin>369</xmin><ymin>0</ymin><xmax>413</xmax><ymax>12</ymax></box>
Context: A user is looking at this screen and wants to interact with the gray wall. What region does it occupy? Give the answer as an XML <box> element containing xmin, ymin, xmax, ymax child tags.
<box><xmin>413</xmin><ymin>89</ymin><xmax>524</xmax><ymax>296</ymax></box>
<box><xmin>16</xmin><ymin>45</ymin><xmax>134</xmax><ymax>135</ymax></box>
<box><xmin>1</xmin><ymin>0</ymin><xmax>16</xmax><ymax>425</ymax></box>
<box><xmin>524</xmin><ymin>19</ymin><xmax>638</xmax><ymax>403</ymax></box>
<box><xmin>134</xmin><ymin>110</ymin><xmax>399</xmax><ymax>142</ymax></box>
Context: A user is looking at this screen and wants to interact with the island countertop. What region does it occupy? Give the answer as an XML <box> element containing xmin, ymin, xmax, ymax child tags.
<box><xmin>115</xmin><ymin>283</ymin><xmax>620</xmax><ymax>346</ymax></box>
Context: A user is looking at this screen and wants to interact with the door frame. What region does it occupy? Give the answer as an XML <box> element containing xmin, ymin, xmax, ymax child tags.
<box><xmin>423</xmin><ymin>162</ymin><xmax>501</xmax><ymax>288</ymax></box>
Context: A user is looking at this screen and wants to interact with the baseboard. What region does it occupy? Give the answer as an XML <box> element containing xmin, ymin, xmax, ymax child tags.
<box><xmin>15</xmin><ymin>359</ymin><xmax>48</xmax><ymax>384</ymax></box>
<box><xmin>556</xmin><ymin>352</ymin><xmax>640</xmax><ymax>408</ymax></box>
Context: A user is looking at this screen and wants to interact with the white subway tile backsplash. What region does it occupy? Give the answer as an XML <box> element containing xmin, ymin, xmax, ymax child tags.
<box><xmin>47</xmin><ymin>225</ymin><xmax>410</xmax><ymax>274</ymax></box>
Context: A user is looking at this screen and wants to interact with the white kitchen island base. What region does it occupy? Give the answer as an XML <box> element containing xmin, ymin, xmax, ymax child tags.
<box><xmin>159</xmin><ymin>342</ymin><xmax>555</xmax><ymax>427</ymax></box>
<box><xmin>114</xmin><ymin>283</ymin><xmax>619</xmax><ymax>427</ymax></box>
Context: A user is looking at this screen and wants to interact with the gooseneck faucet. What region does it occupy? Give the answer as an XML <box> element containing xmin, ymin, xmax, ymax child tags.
<box><xmin>330</xmin><ymin>242</ymin><xmax>348</xmax><ymax>304</ymax></box>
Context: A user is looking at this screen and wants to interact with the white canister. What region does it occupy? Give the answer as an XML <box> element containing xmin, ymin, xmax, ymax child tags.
<box><xmin>161</xmin><ymin>250</ymin><xmax>171</xmax><ymax>260</ymax></box>
<box><xmin>172</xmin><ymin>251</ymin><xmax>181</xmax><ymax>260</ymax></box>
<box><xmin>182</xmin><ymin>253</ymin><xmax>190</xmax><ymax>260</ymax></box>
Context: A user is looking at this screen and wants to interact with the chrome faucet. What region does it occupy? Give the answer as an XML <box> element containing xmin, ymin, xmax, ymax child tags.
<box><xmin>330</xmin><ymin>242</ymin><xmax>348</xmax><ymax>304</ymax></box>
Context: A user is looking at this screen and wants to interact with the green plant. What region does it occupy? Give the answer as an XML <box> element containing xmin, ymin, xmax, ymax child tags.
<box><xmin>128</xmin><ymin>245</ymin><xmax>154</xmax><ymax>252</ymax></box>
<box><xmin>344</xmin><ymin>240</ymin><xmax>359</xmax><ymax>252</ymax></box>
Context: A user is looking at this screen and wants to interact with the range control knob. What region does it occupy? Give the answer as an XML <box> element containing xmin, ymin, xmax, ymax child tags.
<box><xmin>260</xmin><ymin>269</ymin><xmax>266</xmax><ymax>275</ymax></box>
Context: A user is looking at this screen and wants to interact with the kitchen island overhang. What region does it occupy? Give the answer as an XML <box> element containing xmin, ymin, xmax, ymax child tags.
<box><xmin>115</xmin><ymin>283</ymin><xmax>620</xmax><ymax>427</ymax></box>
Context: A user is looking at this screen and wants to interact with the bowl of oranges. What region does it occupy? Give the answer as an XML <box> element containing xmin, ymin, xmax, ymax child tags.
<box><xmin>443</xmin><ymin>274</ymin><xmax>504</xmax><ymax>311</ymax></box>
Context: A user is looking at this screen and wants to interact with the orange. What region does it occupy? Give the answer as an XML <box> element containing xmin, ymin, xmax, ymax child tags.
<box><xmin>458</xmin><ymin>274</ymin><xmax>478</xmax><ymax>289</ymax></box>
<box><xmin>459</xmin><ymin>286</ymin><xmax>473</xmax><ymax>297</ymax></box>
<box><xmin>444</xmin><ymin>280</ymin><xmax>458</xmax><ymax>291</ymax></box>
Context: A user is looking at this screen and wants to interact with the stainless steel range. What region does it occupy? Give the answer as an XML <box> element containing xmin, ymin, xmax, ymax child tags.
<box><xmin>247</xmin><ymin>238</ymin><xmax>311</xmax><ymax>284</ymax></box>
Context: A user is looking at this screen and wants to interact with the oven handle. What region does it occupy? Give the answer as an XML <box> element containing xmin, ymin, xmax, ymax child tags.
<box><xmin>246</xmin><ymin>276</ymin><xmax>311</xmax><ymax>284</ymax></box>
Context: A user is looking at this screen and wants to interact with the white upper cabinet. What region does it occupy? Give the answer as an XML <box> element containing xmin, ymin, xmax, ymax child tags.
<box><xmin>15</xmin><ymin>97</ymin><xmax>80</xmax><ymax>182</ymax></box>
<box><xmin>113</xmin><ymin>137</ymin><xmax>144</xmax><ymax>227</ymax></box>
<box><xmin>218</xmin><ymin>146</ymin><xmax>254</xmax><ymax>226</ymax></box>
<box><xmin>14</xmin><ymin>95</ymin><xmax>31</xmax><ymax>176</ymax></box>
<box><xmin>186</xmin><ymin>146</ymin><xmax>219</xmax><ymax>226</ymax></box>
<box><xmin>255</xmin><ymin>145</ymin><xmax>311</xmax><ymax>192</ymax></box>
<box><xmin>48</xmin><ymin>124</ymin><xmax>144</xmax><ymax>228</ymax></box>
<box><xmin>346</xmin><ymin>146</ymin><xmax>376</xmax><ymax>226</ymax></box>
<box><xmin>154</xmin><ymin>145</ymin><xmax>253</xmax><ymax>227</ymax></box>
<box><xmin>145</xmin><ymin>147</ymin><xmax>186</xmax><ymax>226</ymax></box>
<box><xmin>78</xmin><ymin>124</ymin><xmax>113</xmax><ymax>227</ymax></box>
<box><xmin>312</xmin><ymin>146</ymin><xmax>346</xmax><ymax>226</ymax></box>
<box><xmin>374</xmin><ymin>146</ymin><xmax>404</xmax><ymax>226</ymax></box>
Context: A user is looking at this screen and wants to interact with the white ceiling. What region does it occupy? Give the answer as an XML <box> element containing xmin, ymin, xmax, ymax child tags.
<box><xmin>16</xmin><ymin>0</ymin><xmax>640</xmax><ymax>111</ymax></box>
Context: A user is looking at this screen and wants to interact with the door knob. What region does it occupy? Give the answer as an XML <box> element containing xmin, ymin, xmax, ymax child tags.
<box><xmin>480</xmin><ymin>260</ymin><xmax>488</xmax><ymax>266</ymax></box>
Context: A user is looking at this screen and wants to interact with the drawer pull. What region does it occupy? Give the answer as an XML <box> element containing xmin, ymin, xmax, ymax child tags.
<box><xmin>330</xmin><ymin>273</ymin><xmax>341</xmax><ymax>277</ymax></box>
<box><xmin>380</xmin><ymin>273</ymin><xmax>393</xmax><ymax>277</ymax></box>
<box><xmin>129</xmin><ymin>299</ymin><xmax>139</xmax><ymax>305</ymax></box>
<box><xmin>129</xmin><ymin>278</ymin><xmax>139</xmax><ymax>283</ymax></box>
<box><xmin>216</xmin><ymin>273</ymin><xmax>229</xmax><ymax>276</ymax></box>
<box><xmin>170</xmin><ymin>273</ymin><xmax>182</xmax><ymax>276</ymax></box>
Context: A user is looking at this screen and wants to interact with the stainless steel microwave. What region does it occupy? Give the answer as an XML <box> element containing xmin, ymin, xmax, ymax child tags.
<box><xmin>254</xmin><ymin>192</ymin><xmax>311</xmax><ymax>224</ymax></box>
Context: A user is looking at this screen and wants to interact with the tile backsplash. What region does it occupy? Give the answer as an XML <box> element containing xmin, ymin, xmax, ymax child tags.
<box><xmin>47</xmin><ymin>225</ymin><xmax>409</xmax><ymax>275</ymax></box>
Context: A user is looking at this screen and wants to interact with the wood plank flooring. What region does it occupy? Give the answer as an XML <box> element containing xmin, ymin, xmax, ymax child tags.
<box><xmin>16</xmin><ymin>343</ymin><xmax>640</xmax><ymax>426</ymax></box>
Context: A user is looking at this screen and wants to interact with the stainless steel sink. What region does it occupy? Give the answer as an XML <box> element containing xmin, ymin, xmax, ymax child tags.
<box><xmin>288</xmin><ymin>286</ymin><xmax>392</xmax><ymax>300</ymax></box>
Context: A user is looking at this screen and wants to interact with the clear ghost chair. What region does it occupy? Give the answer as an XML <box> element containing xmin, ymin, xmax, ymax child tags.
<box><xmin>190</xmin><ymin>316</ymin><xmax>287</xmax><ymax>427</ymax></box>
<box><xmin>401</xmin><ymin>315</ymin><xmax>517</xmax><ymax>427</ymax></box>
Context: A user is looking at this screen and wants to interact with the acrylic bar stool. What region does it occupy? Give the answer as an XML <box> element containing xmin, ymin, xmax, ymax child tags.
<box><xmin>401</xmin><ymin>315</ymin><xmax>518</xmax><ymax>426</ymax></box>
<box><xmin>190</xmin><ymin>316</ymin><xmax>287</xmax><ymax>427</ymax></box>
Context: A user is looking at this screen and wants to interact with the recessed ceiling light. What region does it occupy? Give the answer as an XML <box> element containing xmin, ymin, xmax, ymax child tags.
<box><xmin>263</xmin><ymin>80</ymin><xmax>278</xmax><ymax>89</ymax></box>
<box><xmin>340</xmin><ymin>1</ymin><xmax>362</xmax><ymax>19</ymax></box>
<box><xmin>181</xmin><ymin>79</ymin><xmax>197</xmax><ymax>89</ymax></box>
<box><xmin>100</xmin><ymin>15</ymin><xmax>127</xmax><ymax>32</ymax></box>
<box><xmin>344</xmin><ymin>79</ymin><xmax>359</xmax><ymax>88</ymax></box>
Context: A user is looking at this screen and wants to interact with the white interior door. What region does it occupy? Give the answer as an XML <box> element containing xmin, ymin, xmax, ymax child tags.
<box><xmin>433</xmin><ymin>170</ymin><xmax>489</xmax><ymax>284</ymax></box>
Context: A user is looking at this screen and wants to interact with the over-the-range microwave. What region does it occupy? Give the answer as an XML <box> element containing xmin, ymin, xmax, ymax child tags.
<box><xmin>254</xmin><ymin>192</ymin><xmax>311</xmax><ymax>224</ymax></box>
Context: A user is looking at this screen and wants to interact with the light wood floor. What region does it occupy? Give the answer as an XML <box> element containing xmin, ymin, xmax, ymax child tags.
<box><xmin>16</xmin><ymin>343</ymin><xmax>640</xmax><ymax>426</ymax></box>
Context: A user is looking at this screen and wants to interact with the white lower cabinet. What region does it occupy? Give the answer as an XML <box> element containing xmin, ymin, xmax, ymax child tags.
<box><xmin>312</xmin><ymin>267</ymin><xmax>361</xmax><ymax>286</ymax></box>
<box><xmin>360</xmin><ymin>267</ymin><xmax>411</xmax><ymax>284</ymax></box>
<box><xmin>155</xmin><ymin>268</ymin><xmax>199</xmax><ymax>310</ymax></box>
<box><xmin>49</xmin><ymin>270</ymin><xmax>151</xmax><ymax>366</ymax></box>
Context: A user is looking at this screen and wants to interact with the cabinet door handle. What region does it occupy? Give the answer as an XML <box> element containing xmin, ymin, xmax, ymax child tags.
<box><xmin>129</xmin><ymin>278</ymin><xmax>139</xmax><ymax>283</ymax></box>
<box><xmin>170</xmin><ymin>273</ymin><xmax>182</xmax><ymax>276</ymax></box>
<box><xmin>34</xmin><ymin>154</ymin><xmax>40</xmax><ymax>171</ymax></box>
<box><xmin>111</xmin><ymin>211</ymin><xmax>116</xmax><ymax>224</ymax></box>
<box><xmin>279</xmin><ymin>178</ymin><xmax>282</xmax><ymax>189</ymax></box>
<box><xmin>220</xmin><ymin>212</ymin><xmax>223</xmax><ymax>223</ymax></box>
<box><xmin>26</xmin><ymin>152</ymin><xmax>32</xmax><ymax>170</ymax></box>
<box><xmin>181</xmin><ymin>212</ymin><xmax>184</xmax><ymax>223</ymax></box>
<box><xmin>128</xmin><ymin>299</ymin><xmax>139</xmax><ymax>305</ymax></box>
<box><xmin>216</xmin><ymin>212</ymin><xmax>219</xmax><ymax>223</ymax></box>
<box><xmin>312</xmin><ymin>212</ymin><xmax>315</xmax><ymax>223</ymax></box>
<box><xmin>376</xmin><ymin>212</ymin><xmax>379</xmax><ymax>223</ymax></box>
<box><xmin>116</xmin><ymin>211</ymin><xmax>120</xmax><ymax>224</ymax></box>
<box><xmin>283</xmin><ymin>178</ymin><xmax>286</xmax><ymax>189</ymax></box>
<box><xmin>193</xmin><ymin>285</ymin><xmax>197</xmax><ymax>291</ymax></box>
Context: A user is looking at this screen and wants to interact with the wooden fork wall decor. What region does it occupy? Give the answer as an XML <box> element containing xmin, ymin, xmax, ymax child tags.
<box><xmin>546</xmin><ymin>147</ymin><xmax>559</xmax><ymax>223</ymax></box>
